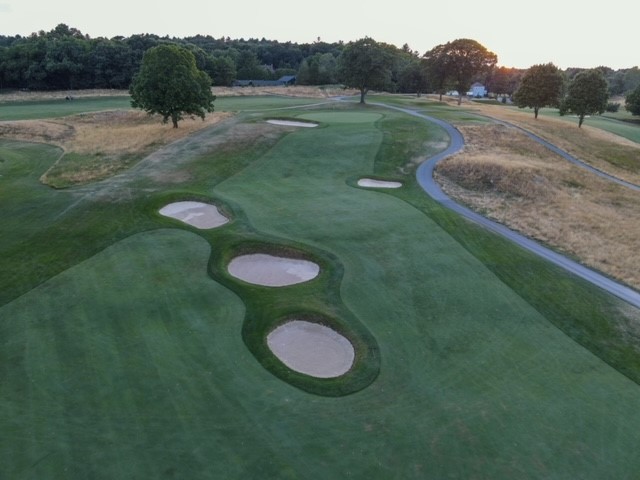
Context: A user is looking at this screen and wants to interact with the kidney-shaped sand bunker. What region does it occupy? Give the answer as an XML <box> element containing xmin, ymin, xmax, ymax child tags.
<box><xmin>357</xmin><ymin>178</ymin><xmax>402</xmax><ymax>189</ymax></box>
<box><xmin>159</xmin><ymin>201</ymin><xmax>229</xmax><ymax>229</ymax></box>
<box><xmin>266</xmin><ymin>119</ymin><xmax>318</xmax><ymax>128</ymax></box>
<box><xmin>228</xmin><ymin>253</ymin><xmax>320</xmax><ymax>287</ymax></box>
<box><xmin>267</xmin><ymin>320</ymin><xmax>355</xmax><ymax>378</ymax></box>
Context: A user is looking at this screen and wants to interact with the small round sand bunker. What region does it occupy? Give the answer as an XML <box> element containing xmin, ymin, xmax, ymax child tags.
<box><xmin>228</xmin><ymin>254</ymin><xmax>320</xmax><ymax>287</ymax></box>
<box><xmin>266</xmin><ymin>119</ymin><xmax>318</xmax><ymax>128</ymax></box>
<box><xmin>267</xmin><ymin>320</ymin><xmax>355</xmax><ymax>378</ymax></box>
<box><xmin>357</xmin><ymin>178</ymin><xmax>402</xmax><ymax>189</ymax></box>
<box><xmin>159</xmin><ymin>201</ymin><xmax>229</xmax><ymax>229</ymax></box>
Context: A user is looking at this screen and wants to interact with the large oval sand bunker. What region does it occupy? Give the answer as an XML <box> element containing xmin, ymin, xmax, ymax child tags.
<box><xmin>159</xmin><ymin>201</ymin><xmax>229</xmax><ymax>229</ymax></box>
<box><xmin>228</xmin><ymin>254</ymin><xmax>320</xmax><ymax>287</ymax></box>
<box><xmin>267</xmin><ymin>320</ymin><xmax>355</xmax><ymax>378</ymax></box>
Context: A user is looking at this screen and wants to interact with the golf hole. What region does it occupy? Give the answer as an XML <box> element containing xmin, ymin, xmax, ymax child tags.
<box><xmin>227</xmin><ymin>253</ymin><xmax>320</xmax><ymax>287</ymax></box>
<box><xmin>357</xmin><ymin>178</ymin><xmax>402</xmax><ymax>189</ymax></box>
<box><xmin>266</xmin><ymin>119</ymin><xmax>318</xmax><ymax>128</ymax></box>
<box><xmin>267</xmin><ymin>320</ymin><xmax>355</xmax><ymax>378</ymax></box>
<box><xmin>159</xmin><ymin>201</ymin><xmax>229</xmax><ymax>229</ymax></box>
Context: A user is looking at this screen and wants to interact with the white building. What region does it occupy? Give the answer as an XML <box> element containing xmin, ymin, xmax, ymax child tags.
<box><xmin>468</xmin><ymin>83</ymin><xmax>487</xmax><ymax>97</ymax></box>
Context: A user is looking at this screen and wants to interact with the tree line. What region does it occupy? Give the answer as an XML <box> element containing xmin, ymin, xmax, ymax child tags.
<box><xmin>3</xmin><ymin>23</ymin><xmax>639</xmax><ymax>99</ymax></box>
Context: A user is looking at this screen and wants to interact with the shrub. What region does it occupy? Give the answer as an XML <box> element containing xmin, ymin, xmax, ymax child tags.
<box><xmin>606</xmin><ymin>102</ymin><xmax>620</xmax><ymax>112</ymax></box>
<box><xmin>626</xmin><ymin>84</ymin><xmax>640</xmax><ymax>116</ymax></box>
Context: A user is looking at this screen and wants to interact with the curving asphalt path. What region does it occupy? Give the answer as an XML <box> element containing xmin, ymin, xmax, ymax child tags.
<box><xmin>373</xmin><ymin>102</ymin><xmax>640</xmax><ymax>309</ymax></box>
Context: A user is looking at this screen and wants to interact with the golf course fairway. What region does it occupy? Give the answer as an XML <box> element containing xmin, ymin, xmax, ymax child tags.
<box><xmin>1</xmin><ymin>97</ymin><xmax>639</xmax><ymax>479</ymax></box>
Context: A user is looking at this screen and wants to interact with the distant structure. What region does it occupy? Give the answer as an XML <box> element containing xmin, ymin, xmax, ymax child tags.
<box><xmin>233</xmin><ymin>75</ymin><xmax>296</xmax><ymax>87</ymax></box>
<box><xmin>468</xmin><ymin>83</ymin><xmax>487</xmax><ymax>97</ymax></box>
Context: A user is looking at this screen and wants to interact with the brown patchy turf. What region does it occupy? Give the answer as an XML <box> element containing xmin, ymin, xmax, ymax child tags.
<box><xmin>467</xmin><ymin>103</ymin><xmax>640</xmax><ymax>184</ymax></box>
<box><xmin>436</xmin><ymin>122</ymin><xmax>640</xmax><ymax>291</ymax></box>
<box><xmin>0</xmin><ymin>110</ymin><xmax>233</xmax><ymax>187</ymax></box>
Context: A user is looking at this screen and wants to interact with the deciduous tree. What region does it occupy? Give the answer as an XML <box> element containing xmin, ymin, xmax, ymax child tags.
<box><xmin>338</xmin><ymin>37</ymin><xmax>395</xmax><ymax>104</ymax></box>
<box><xmin>398</xmin><ymin>58</ymin><xmax>429</xmax><ymax>96</ymax></box>
<box><xmin>423</xmin><ymin>43</ymin><xmax>449</xmax><ymax>100</ymax></box>
<box><xmin>486</xmin><ymin>66</ymin><xmax>522</xmax><ymax>100</ymax></box>
<box><xmin>513</xmin><ymin>63</ymin><xmax>565</xmax><ymax>118</ymax></box>
<box><xmin>625</xmin><ymin>84</ymin><xmax>640</xmax><ymax>116</ymax></box>
<box><xmin>430</xmin><ymin>38</ymin><xmax>497</xmax><ymax>105</ymax></box>
<box><xmin>560</xmin><ymin>69</ymin><xmax>608</xmax><ymax>127</ymax></box>
<box><xmin>129</xmin><ymin>44</ymin><xmax>215</xmax><ymax>128</ymax></box>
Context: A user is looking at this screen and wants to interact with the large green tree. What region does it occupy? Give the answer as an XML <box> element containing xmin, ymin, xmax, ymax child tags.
<box><xmin>338</xmin><ymin>37</ymin><xmax>395</xmax><ymax>104</ymax></box>
<box><xmin>398</xmin><ymin>58</ymin><xmax>429</xmax><ymax>96</ymax></box>
<box><xmin>513</xmin><ymin>63</ymin><xmax>565</xmax><ymax>118</ymax></box>
<box><xmin>211</xmin><ymin>56</ymin><xmax>236</xmax><ymax>86</ymax></box>
<box><xmin>560</xmin><ymin>69</ymin><xmax>608</xmax><ymax>127</ymax></box>
<box><xmin>625</xmin><ymin>84</ymin><xmax>640</xmax><ymax>116</ymax></box>
<box><xmin>129</xmin><ymin>44</ymin><xmax>215</xmax><ymax>128</ymax></box>
<box><xmin>486</xmin><ymin>66</ymin><xmax>522</xmax><ymax>100</ymax></box>
<box><xmin>431</xmin><ymin>38</ymin><xmax>497</xmax><ymax>105</ymax></box>
<box><xmin>423</xmin><ymin>43</ymin><xmax>450</xmax><ymax>100</ymax></box>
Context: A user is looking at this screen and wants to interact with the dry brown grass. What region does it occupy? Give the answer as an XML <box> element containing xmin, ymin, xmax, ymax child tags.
<box><xmin>213</xmin><ymin>85</ymin><xmax>359</xmax><ymax>98</ymax></box>
<box><xmin>436</xmin><ymin>122</ymin><xmax>640</xmax><ymax>290</ymax></box>
<box><xmin>1</xmin><ymin>85</ymin><xmax>359</xmax><ymax>102</ymax></box>
<box><xmin>467</xmin><ymin>103</ymin><xmax>640</xmax><ymax>184</ymax></box>
<box><xmin>0</xmin><ymin>110</ymin><xmax>232</xmax><ymax>187</ymax></box>
<box><xmin>0</xmin><ymin>89</ymin><xmax>130</xmax><ymax>103</ymax></box>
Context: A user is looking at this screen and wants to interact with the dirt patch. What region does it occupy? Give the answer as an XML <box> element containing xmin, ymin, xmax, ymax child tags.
<box><xmin>228</xmin><ymin>254</ymin><xmax>319</xmax><ymax>287</ymax></box>
<box><xmin>159</xmin><ymin>201</ymin><xmax>229</xmax><ymax>229</ymax></box>
<box><xmin>436</xmin><ymin>122</ymin><xmax>640</xmax><ymax>290</ymax></box>
<box><xmin>267</xmin><ymin>320</ymin><xmax>355</xmax><ymax>378</ymax></box>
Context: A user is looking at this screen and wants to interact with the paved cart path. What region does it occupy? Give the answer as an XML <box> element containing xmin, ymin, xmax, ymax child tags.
<box><xmin>373</xmin><ymin>102</ymin><xmax>640</xmax><ymax>309</ymax></box>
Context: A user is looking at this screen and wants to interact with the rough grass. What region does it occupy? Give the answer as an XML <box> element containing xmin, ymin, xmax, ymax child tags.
<box><xmin>0</xmin><ymin>88</ymin><xmax>130</xmax><ymax>102</ymax></box>
<box><xmin>214</xmin><ymin>85</ymin><xmax>359</xmax><ymax>98</ymax></box>
<box><xmin>469</xmin><ymin>103</ymin><xmax>640</xmax><ymax>183</ymax></box>
<box><xmin>435</xmin><ymin>123</ymin><xmax>640</xmax><ymax>290</ymax></box>
<box><xmin>1</xmin><ymin>110</ymin><xmax>233</xmax><ymax>187</ymax></box>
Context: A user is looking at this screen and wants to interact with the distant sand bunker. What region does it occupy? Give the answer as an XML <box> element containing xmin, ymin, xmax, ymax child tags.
<box><xmin>267</xmin><ymin>320</ymin><xmax>355</xmax><ymax>378</ymax></box>
<box><xmin>358</xmin><ymin>178</ymin><xmax>402</xmax><ymax>189</ymax></box>
<box><xmin>159</xmin><ymin>201</ymin><xmax>229</xmax><ymax>229</ymax></box>
<box><xmin>267</xmin><ymin>119</ymin><xmax>318</xmax><ymax>128</ymax></box>
<box><xmin>228</xmin><ymin>254</ymin><xmax>320</xmax><ymax>286</ymax></box>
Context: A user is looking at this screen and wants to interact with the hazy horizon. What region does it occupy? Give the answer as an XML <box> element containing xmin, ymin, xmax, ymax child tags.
<box><xmin>1</xmin><ymin>0</ymin><xmax>637</xmax><ymax>70</ymax></box>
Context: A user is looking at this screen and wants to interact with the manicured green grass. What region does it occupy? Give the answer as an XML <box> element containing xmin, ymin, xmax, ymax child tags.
<box><xmin>215</xmin><ymin>95</ymin><xmax>330</xmax><ymax>112</ymax></box>
<box><xmin>1</xmin><ymin>99</ymin><xmax>640</xmax><ymax>478</ymax></box>
<box><xmin>0</xmin><ymin>96</ymin><xmax>132</xmax><ymax>120</ymax></box>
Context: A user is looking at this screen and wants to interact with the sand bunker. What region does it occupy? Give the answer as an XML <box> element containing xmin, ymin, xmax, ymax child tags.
<box><xmin>267</xmin><ymin>320</ymin><xmax>355</xmax><ymax>378</ymax></box>
<box><xmin>358</xmin><ymin>178</ymin><xmax>402</xmax><ymax>189</ymax></box>
<box><xmin>266</xmin><ymin>119</ymin><xmax>318</xmax><ymax>128</ymax></box>
<box><xmin>228</xmin><ymin>254</ymin><xmax>320</xmax><ymax>287</ymax></box>
<box><xmin>159</xmin><ymin>201</ymin><xmax>229</xmax><ymax>229</ymax></box>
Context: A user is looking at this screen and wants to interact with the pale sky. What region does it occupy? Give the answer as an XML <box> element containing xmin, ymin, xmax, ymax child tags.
<box><xmin>0</xmin><ymin>0</ymin><xmax>637</xmax><ymax>69</ymax></box>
